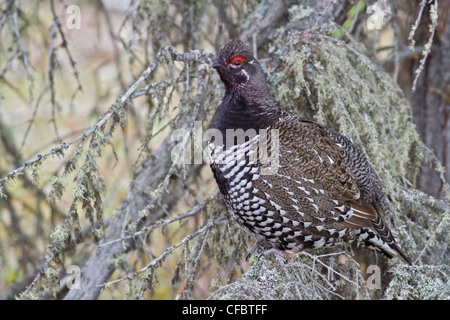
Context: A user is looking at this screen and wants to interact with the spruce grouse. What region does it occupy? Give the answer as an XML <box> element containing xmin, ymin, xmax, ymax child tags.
<box><xmin>208</xmin><ymin>39</ymin><xmax>411</xmax><ymax>264</ymax></box>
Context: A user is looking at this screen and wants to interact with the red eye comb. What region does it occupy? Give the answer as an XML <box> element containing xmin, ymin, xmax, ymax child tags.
<box><xmin>231</xmin><ymin>56</ymin><xmax>245</xmax><ymax>64</ymax></box>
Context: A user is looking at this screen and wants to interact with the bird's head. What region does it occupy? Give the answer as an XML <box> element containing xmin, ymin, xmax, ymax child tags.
<box><xmin>211</xmin><ymin>39</ymin><xmax>263</xmax><ymax>93</ymax></box>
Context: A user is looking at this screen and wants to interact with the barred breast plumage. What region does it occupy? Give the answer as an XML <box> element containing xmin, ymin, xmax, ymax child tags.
<box><xmin>208</xmin><ymin>39</ymin><xmax>411</xmax><ymax>264</ymax></box>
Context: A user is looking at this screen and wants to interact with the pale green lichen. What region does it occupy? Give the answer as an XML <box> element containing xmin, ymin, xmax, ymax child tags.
<box><xmin>409</xmin><ymin>0</ymin><xmax>439</xmax><ymax>91</ymax></box>
<box><xmin>47</xmin><ymin>176</ymin><xmax>65</xmax><ymax>204</ymax></box>
<box><xmin>210</xmin><ymin>251</ymin><xmax>370</xmax><ymax>300</ymax></box>
<box><xmin>385</xmin><ymin>265</ymin><xmax>449</xmax><ymax>299</ymax></box>
<box><xmin>50</xmin><ymin>225</ymin><xmax>70</xmax><ymax>244</ymax></box>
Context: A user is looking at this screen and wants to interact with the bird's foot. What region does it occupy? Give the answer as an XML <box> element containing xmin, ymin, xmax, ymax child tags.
<box><xmin>246</xmin><ymin>241</ymin><xmax>297</xmax><ymax>264</ymax></box>
<box><xmin>263</xmin><ymin>248</ymin><xmax>297</xmax><ymax>264</ymax></box>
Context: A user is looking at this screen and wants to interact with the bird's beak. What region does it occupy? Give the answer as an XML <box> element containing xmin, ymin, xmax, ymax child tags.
<box><xmin>210</xmin><ymin>61</ymin><xmax>223</xmax><ymax>69</ymax></box>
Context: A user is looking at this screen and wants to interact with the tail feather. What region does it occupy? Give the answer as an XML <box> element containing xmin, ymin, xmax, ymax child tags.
<box><xmin>388</xmin><ymin>242</ymin><xmax>412</xmax><ymax>265</ymax></box>
<box><xmin>356</xmin><ymin>228</ymin><xmax>412</xmax><ymax>265</ymax></box>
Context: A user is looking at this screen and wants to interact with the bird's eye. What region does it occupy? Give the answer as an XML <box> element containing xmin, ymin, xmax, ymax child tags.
<box><xmin>230</xmin><ymin>56</ymin><xmax>245</xmax><ymax>66</ymax></box>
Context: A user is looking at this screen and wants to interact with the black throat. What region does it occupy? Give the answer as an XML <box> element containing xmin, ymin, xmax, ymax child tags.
<box><xmin>208</xmin><ymin>89</ymin><xmax>286</xmax><ymax>147</ymax></box>
<box><xmin>210</xmin><ymin>91</ymin><xmax>282</xmax><ymax>131</ymax></box>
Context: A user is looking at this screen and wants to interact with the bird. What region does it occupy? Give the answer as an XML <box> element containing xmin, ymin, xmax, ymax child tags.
<box><xmin>207</xmin><ymin>39</ymin><xmax>411</xmax><ymax>264</ymax></box>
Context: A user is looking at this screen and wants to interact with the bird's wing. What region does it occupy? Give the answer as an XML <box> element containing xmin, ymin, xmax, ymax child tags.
<box><xmin>252</xmin><ymin>118</ymin><xmax>378</xmax><ymax>230</ymax></box>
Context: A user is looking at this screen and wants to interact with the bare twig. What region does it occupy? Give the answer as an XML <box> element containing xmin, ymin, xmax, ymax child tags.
<box><xmin>0</xmin><ymin>46</ymin><xmax>175</xmax><ymax>187</ymax></box>
<box><xmin>97</xmin><ymin>189</ymin><xmax>220</xmax><ymax>248</ymax></box>
<box><xmin>97</xmin><ymin>215</ymin><xmax>227</xmax><ymax>290</ymax></box>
